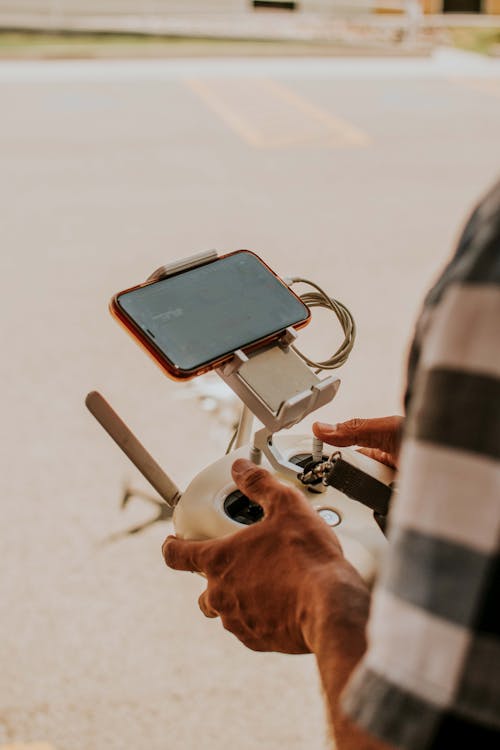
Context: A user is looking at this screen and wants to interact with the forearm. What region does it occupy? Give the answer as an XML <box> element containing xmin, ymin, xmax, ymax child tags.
<box><xmin>301</xmin><ymin>574</ymin><xmax>391</xmax><ymax>750</ymax></box>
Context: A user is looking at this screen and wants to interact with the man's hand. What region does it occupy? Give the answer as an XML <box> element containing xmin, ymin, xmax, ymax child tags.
<box><xmin>313</xmin><ymin>416</ymin><xmax>404</xmax><ymax>469</ymax></box>
<box><xmin>163</xmin><ymin>458</ymin><xmax>390</xmax><ymax>750</ymax></box>
<box><xmin>163</xmin><ymin>458</ymin><xmax>368</xmax><ymax>656</ymax></box>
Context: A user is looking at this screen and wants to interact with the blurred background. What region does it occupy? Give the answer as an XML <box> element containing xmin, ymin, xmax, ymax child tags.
<box><xmin>1</xmin><ymin>2</ymin><xmax>499</xmax><ymax>750</ymax></box>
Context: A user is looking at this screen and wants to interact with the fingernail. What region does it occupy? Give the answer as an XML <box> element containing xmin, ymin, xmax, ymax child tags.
<box><xmin>315</xmin><ymin>422</ymin><xmax>338</xmax><ymax>432</ymax></box>
<box><xmin>232</xmin><ymin>458</ymin><xmax>253</xmax><ymax>475</ymax></box>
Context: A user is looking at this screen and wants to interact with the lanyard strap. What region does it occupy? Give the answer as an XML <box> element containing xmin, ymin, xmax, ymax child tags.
<box><xmin>324</xmin><ymin>457</ymin><xmax>393</xmax><ymax>518</ymax></box>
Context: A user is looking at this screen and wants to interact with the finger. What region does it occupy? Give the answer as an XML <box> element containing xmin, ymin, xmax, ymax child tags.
<box><xmin>313</xmin><ymin>417</ymin><xmax>401</xmax><ymax>450</ymax></box>
<box><xmin>162</xmin><ymin>535</ymin><xmax>214</xmax><ymax>573</ymax></box>
<box><xmin>198</xmin><ymin>590</ymin><xmax>219</xmax><ymax>618</ymax></box>
<box><xmin>223</xmin><ymin>626</ymin><xmax>267</xmax><ymax>652</ymax></box>
<box><xmin>231</xmin><ymin>459</ymin><xmax>291</xmax><ymax>515</ymax></box>
<box><xmin>219</xmin><ymin>614</ymin><xmax>265</xmax><ymax>651</ymax></box>
<box><xmin>357</xmin><ymin>447</ymin><xmax>397</xmax><ymax>470</ymax></box>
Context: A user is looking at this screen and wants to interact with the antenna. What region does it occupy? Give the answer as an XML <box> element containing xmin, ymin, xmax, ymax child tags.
<box><xmin>85</xmin><ymin>391</ymin><xmax>181</xmax><ymax>508</ymax></box>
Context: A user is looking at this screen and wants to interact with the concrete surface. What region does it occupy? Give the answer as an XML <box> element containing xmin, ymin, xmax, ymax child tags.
<box><xmin>0</xmin><ymin>53</ymin><xmax>499</xmax><ymax>750</ymax></box>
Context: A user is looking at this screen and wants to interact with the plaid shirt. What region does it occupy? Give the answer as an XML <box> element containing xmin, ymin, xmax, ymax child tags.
<box><xmin>342</xmin><ymin>179</ymin><xmax>500</xmax><ymax>748</ymax></box>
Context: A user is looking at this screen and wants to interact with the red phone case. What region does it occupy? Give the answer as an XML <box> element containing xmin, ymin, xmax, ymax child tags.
<box><xmin>110</xmin><ymin>249</ymin><xmax>311</xmax><ymax>381</ymax></box>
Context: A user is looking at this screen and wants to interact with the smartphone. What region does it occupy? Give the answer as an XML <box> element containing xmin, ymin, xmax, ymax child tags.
<box><xmin>110</xmin><ymin>250</ymin><xmax>311</xmax><ymax>380</ymax></box>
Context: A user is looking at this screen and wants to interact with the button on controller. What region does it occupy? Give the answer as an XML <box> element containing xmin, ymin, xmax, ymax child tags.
<box><xmin>317</xmin><ymin>508</ymin><xmax>341</xmax><ymax>527</ymax></box>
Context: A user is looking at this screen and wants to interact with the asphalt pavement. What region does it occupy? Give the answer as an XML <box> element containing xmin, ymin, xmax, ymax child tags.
<box><xmin>1</xmin><ymin>51</ymin><xmax>499</xmax><ymax>750</ymax></box>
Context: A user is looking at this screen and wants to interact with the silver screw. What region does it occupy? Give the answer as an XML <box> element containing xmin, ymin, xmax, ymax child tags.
<box><xmin>250</xmin><ymin>445</ymin><xmax>262</xmax><ymax>465</ymax></box>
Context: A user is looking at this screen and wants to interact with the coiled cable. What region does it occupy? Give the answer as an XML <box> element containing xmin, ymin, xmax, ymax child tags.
<box><xmin>286</xmin><ymin>277</ymin><xmax>356</xmax><ymax>372</ymax></box>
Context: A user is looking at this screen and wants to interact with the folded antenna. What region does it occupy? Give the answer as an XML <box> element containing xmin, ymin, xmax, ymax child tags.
<box><xmin>85</xmin><ymin>391</ymin><xmax>181</xmax><ymax>508</ymax></box>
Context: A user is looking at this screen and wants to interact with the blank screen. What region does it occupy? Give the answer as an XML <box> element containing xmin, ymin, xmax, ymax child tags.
<box><xmin>117</xmin><ymin>252</ymin><xmax>309</xmax><ymax>372</ymax></box>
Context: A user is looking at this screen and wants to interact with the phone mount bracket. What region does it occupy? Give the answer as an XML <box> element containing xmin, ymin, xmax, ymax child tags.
<box><xmin>216</xmin><ymin>333</ymin><xmax>339</xmax><ymax>434</ymax></box>
<box><xmin>216</xmin><ymin>335</ymin><xmax>340</xmax><ymax>479</ymax></box>
<box><xmin>145</xmin><ymin>250</ymin><xmax>341</xmax><ymax>481</ymax></box>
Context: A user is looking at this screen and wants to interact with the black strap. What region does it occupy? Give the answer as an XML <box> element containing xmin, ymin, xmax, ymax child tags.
<box><xmin>324</xmin><ymin>458</ymin><xmax>392</xmax><ymax>517</ymax></box>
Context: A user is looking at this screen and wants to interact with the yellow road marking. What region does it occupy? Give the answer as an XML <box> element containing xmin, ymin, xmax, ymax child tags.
<box><xmin>263</xmin><ymin>78</ymin><xmax>369</xmax><ymax>146</ymax></box>
<box><xmin>185</xmin><ymin>78</ymin><xmax>370</xmax><ymax>148</ymax></box>
<box><xmin>449</xmin><ymin>78</ymin><xmax>500</xmax><ymax>99</ymax></box>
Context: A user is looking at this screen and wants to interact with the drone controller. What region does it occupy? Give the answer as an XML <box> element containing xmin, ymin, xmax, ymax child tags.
<box><xmin>86</xmin><ymin>251</ymin><xmax>394</xmax><ymax>585</ymax></box>
<box><xmin>175</xmin><ymin>434</ymin><xmax>392</xmax><ymax>584</ymax></box>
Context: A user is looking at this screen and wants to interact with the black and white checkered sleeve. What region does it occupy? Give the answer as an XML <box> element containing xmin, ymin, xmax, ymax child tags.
<box><xmin>341</xmin><ymin>184</ymin><xmax>500</xmax><ymax>749</ymax></box>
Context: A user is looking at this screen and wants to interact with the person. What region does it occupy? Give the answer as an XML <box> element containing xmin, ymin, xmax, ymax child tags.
<box><xmin>163</xmin><ymin>179</ymin><xmax>500</xmax><ymax>749</ymax></box>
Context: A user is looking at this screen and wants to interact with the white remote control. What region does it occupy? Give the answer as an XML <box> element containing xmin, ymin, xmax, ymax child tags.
<box><xmin>86</xmin><ymin>392</ymin><xmax>391</xmax><ymax>585</ymax></box>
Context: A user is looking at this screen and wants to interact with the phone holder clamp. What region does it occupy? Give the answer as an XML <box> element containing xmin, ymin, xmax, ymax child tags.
<box><xmin>216</xmin><ymin>331</ymin><xmax>340</xmax><ymax>480</ymax></box>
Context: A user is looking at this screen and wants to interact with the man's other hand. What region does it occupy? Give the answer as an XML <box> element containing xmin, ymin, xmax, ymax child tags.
<box><xmin>313</xmin><ymin>416</ymin><xmax>404</xmax><ymax>469</ymax></box>
<box><xmin>162</xmin><ymin>458</ymin><xmax>368</xmax><ymax>655</ymax></box>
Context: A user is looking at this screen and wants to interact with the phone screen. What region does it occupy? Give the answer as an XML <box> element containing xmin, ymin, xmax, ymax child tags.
<box><xmin>116</xmin><ymin>251</ymin><xmax>309</xmax><ymax>373</ymax></box>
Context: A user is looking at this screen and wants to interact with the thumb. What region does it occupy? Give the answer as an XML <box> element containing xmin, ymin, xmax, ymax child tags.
<box><xmin>231</xmin><ymin>458</ymin><xmax>289</xmax><ymax>517</ymax></box>
<box><xmin>313</xmin><ymin>417</ymin><xmax>399</xmax><ymax>450</ymax></box>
